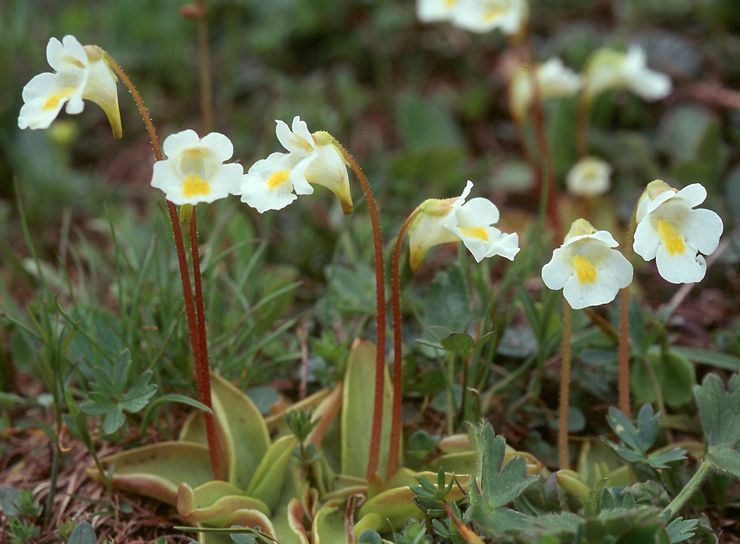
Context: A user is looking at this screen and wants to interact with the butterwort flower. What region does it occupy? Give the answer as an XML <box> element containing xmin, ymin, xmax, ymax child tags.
<box><xmin>452</xmin><ymin>0</ymin><xmax>528</xmax><ymax>36</ymax></box>
<box><xmin>633</xmin><ymin>180</ymin><xmax>723</xmax><ymax>284</ymax></box>
<box><xmin>566</xmin><ymin>157</ymin><xmax>612</xmax><ymax>197</ymax></box>
<box><xmin>18</xmin><ymin>35</ymin><xmax>122</xmax><ymax>137</ymax></box>
<box><xmin>542</xmin><ymin>219</ymin><xmax>633</xmax><ymax>309</ymax></box>
<box><xmin>408</xmin><ymin>180</ymin><xmax>520</xmax><ymax>271</ymax></box>
<box><xmin>583</xmin><ymin>46</ymin><xmax>671</xmax><ymax>102</ymax></box>
<box><xmin>150</xmin><ymin>130</ymin><xmax>243</xmax><ymax>205</ymax></box>
<box><xmin>240</xmin><ymin>116</ymin><xmax>353</xmax><ymax>214</ymax></box>
<box><xmin>509</xmin><ymin>58</ymin><xmax>581</xmax><ymax>122</ymax></box>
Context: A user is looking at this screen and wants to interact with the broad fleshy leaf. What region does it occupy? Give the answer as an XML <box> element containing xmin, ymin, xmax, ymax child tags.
<box><xmin>341</xmin><ymin>340</ymin><xmax>393</xmax><ymax>479</ymax></box>
<box><xmin>246</xmin><ymin>435</ymin><xmax>296</xmax><ymax>510</ymax></box>
<box><xmin>177</xmin><ymin>482</ymin><xmax>270</xmax><ymax>526</ymax></box>
<box><xmin>90</xmin><ymin>442</ymin><xmax>213</xmax><ymax>505</ymax></box>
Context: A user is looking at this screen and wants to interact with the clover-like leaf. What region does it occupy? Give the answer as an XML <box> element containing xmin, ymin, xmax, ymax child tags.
<box><xmin>665</xmin><ymin>517</ymin><xmax>699</xmax><ymax>543</ymax></box>
<box><xmin>603</xmin><ymin>405</ymin><xmax>686</xmax><ymax>470</ymax></box>
<box><xmin>467</xmin><ymin>421</ymin><xmax>537</xmax><ymax>533</ymax></box>
<box><xmin>693</xmin><ymin>373</ymin><xmax>740</xmax><ymax>478</ymax></box>
<box><xmin>80</xmin><ymin>351</ymin><xmax>157</xmax><ymax>435</ymax></box>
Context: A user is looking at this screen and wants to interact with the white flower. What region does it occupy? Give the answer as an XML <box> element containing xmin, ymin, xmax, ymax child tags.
<box><xmin>18</xmin><ymin>35</ymin><xmax>122</xmax><ymax>137</ymax></box>
<box><xmin>417</xmin><ymin>0</ymin><xmax>459</xmax><ymax>22</ymax></box>
<box><xmin>151</xmin><ymin>130</ymin><xmax>243</xmax><ymax>205</ymax></box>
<box><xmin>633</xmin><ymin>180</ymin><xmax>723</xmax><ymax>284</ymax></box>
<box><xmin>408</xmin><ymin>180</ymin><xmax>520</xmax><ymax>271</ymax></box>
<box><xmin>239</xmin><ymin>116</ymin><xmax>353</xmax><ymax>214</ymax></box>
<box><xmin>452</xmin><ymin>0</ymin><xmax>528</xmax><ymax>35</ymax></box>
<box><xmin>542</xmin><ymin>219</ymin><xmax>633</xmax><ymax>310</ymax></box>
<box><xmin>509</xmin><ymin>58</ymin><xmax>582</xmax><ymax>121</ymax></box>
<box><xmin>584</xmin><ymin>46</ymin><xmax>671</xmax><ymax>102</ymax></box>
<box><xmin>566</xmin><ymin>157</ymin><xmax>611</xmax><ymax>197</ymax></box>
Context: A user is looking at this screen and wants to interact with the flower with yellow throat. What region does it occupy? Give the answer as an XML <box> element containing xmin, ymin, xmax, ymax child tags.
<box><xmin>239</xmin><ymin>116</ymin><xmax>353</xmax><ymax>214</ymax></box>
<box><xmin>408</xmin><ymin>180</ymin><xmax>520</xmax><ymax>271</ymax></box>
<box><xmin>633</xmin><ymin>180</ymin><xmax>723</xmax><ymax>284</ymax></box>
<box><xmin>150</xmin><ymin>130</ymin><xmax>244</xmax><ymax>206</ymax></box>
<box><xmin>542</xmin><ymin>219</ymin><xmax>633</xmax><ymax>309</ymax></box>
<box><xmin>18</xmin><ymin>35</ymin><xmax>122</xmax><ymax>138</ymax></box>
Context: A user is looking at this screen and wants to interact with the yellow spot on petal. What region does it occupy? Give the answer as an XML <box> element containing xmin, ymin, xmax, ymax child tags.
<box><xmin>572</xmin><ymin>255</ymin><xmax>597</xmax><ymax>284</ymax></box>
<box><xmin>656</xmin><ymin>219</ymin><xmax>685</xmax><ymax>256</ymax></box>
<box><xmin>444</xmin><ymin>0</ymin><xmax>458</xmax><ymax>7</ymax></box>
<box><xmin>460</xmin><ymin>226</ymin><xmax>489</xmax><ymax>241</ymax></box>
<box><xmin>266</xmin><ymin>170</ymin><xmax>290</xmax><ymax>190</ymax></box>
<box><xmin>42</xmin><ymin>88</ymin><xmax>74</xmax><ymax>111</ymax></box>
<box><xmin>182</xmin><ymin>174</ymin><xmax>211</xmax><ymax>198</ymax></box>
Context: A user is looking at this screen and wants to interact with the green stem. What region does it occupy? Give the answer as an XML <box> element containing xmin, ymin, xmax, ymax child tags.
<box><xmin>662</xmin><ymin>461</ymin><xmax>713</xmax><ymax>519</ymax></box>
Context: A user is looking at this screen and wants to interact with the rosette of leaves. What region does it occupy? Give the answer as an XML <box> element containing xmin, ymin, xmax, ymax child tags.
<box><xmin>88</xmin><ymin>340</ymin><xmax>545</xmax><ymax>542</ymax></box>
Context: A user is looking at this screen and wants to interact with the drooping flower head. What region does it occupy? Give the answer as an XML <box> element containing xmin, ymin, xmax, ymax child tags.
<box><xmin>509</xmin><ymin>58</ymin><xmax>581</xmax><ymax>122</ymax></box>
<box><xmin>452</xmin><ymin>0</ymin><xmax>528</xmax><ymax>35</ymax></box>
<box><xmin>566</xmin><ymin>157</ymin><xmax>612</xmax><ymax>197</ymax></box>
<box><xmin>633</xmin><ymin>180</ymin><xmax>723</xmax><ymax>284</ymax></box>
<box><xmin>416</xmin><ymin>0</ymin><xmax>460</xmax><ymax>22</ymax></box>
<box><xmin>18</xmin><ymin>35</ymin><xmax>122</xmax><ymax>137</ymax></box>
<box><xmin>408</xmin><ymin>181</ymin><xmax>520</xmax><ymax>271</ymax></box>
<box><xmin>239</xmin><ymin>116</ymin><xmax>352</xmax><ymax>214</ymax></box>
<box><xmin>583</xmin><ymin>46</ymin><xmax>671</xmax><ymax>103</ymax></box>
<box><xmin>542</xmin><ymin>219</ymin><xmax>633</xmax><ymax>309</ymax></box>
<box><xmin>151</xmin><ymin>130</ymin><xmax>243</xmax><ymax>205</ymax></box>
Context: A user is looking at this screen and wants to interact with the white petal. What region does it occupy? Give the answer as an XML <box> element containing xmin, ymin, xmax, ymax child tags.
<box><xmin>61</xmin><ymin>35</ymin><xmax>88</xmax><ymax>67</ymax></box>
<box><xmin>655</xmin><ymin>246</ymin><xmax>706</xmax><ymax>284</ymax></box>
<box><xmin>486</xmin><ymin>232</ymin><xmax>520</xmax><ymax>260</ymax></box>
<box><xmin>633</xmin><ymin>218</ymin><xmax>660</xmax><ymax>261</ymax></box>
<box><xmin>597</xmin><ymin>250</ymin><xmax>634</xmax><ymax>291</ymax></box>
<box><xmin>289</xmin><ymin>154</ymin><xmax>316</xmax><ymax>196</ymax></box>
<box><xmin>275</xmin><ymin>117</ymin><xmax>314</xmax><ymax>155</ymax></box>
<box><xmin>683</xmin><ymin>208</ymin><xmax>723</xmax><ymax>255</ymax></box>
<box><xmin>163</xmin><ymin>129</ymin><xmax>201</xmax><ymax>158</ymax></box>
<box><xmin>563</xmin><ymin>276</ymin><xmax>619</xmax><ymax>309</ymax></box>
<box><xmin>211</xmin><ymin>162</ymin><xmax>244</xmax><ymax>197</ymax></box>
<box><xmin>541</xmin><ymin>248</ymin><xmax>572</xmax><ymax>290</ymax></box>
<box><xmin>675</xmin><ymin>183</ymin><xmax>707</xmax><ymax>208</ymax></box>
<box><xmin>456</xmin><ymin>197</ymin><xmax>500</xmax><ymax>226</ymax></box>
<box><xmin>454</xmin><ymin>180</ymin><xmax>474</xmax><ymax>208</ymax></box>
<box><xmin>18</xmin><ymin>97</ymin><xmax>65</xmax><ymax>130</ymax></box>
<box><xmin>201</xmin><ymin>132</ymin><xmax>235</xmax><ymax>162</ymax></box>
<box><xmin>646</xmin><ymin>189</ymin><xmax>678</xmax><ymax>215</ymax></box>
<box><xmin>239</xmin><ymin>152</ymin><xmax>306</xmax><ymax>213</ymax></box>
<box><xmin>150</xmin><ymin>160</ymin><xmax>179</xmax><ymax>196</ymax></box>
<box><xmin>21</xmin><ymin>72</ymin><xmax>60</xmax><ymax>102</ymax></box>
<box><xmin>65</xmin><ymin>95</ymin><xmax>85</xmax><ymax>114</ymax></box>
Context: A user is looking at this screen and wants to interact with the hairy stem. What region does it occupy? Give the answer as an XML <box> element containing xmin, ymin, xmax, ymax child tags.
<box><xmin>558</xmin><ymin>299</ymin><xmax>572</xmax><ymax>470</ymax></box>
<box><xmin>386</xmin><ymin>212</ymin><xmax>415</xmax><ymax>479</ymax></box>
<box><xmin>189</xmin><ymin>210</ymin><xmax>223</xmax><ymax>479</ymax></box>
<box><xmin>662</xmin><ymin>461</ymin><xmax>713</xmax><ymax>519</ymax></box>
<box><xmin>618</xmin><ymin>209</ymin><xmax>637</xmax><ymax>417</ymax></box>
<box><xmin>104</xmin><ymin>53</ymin><xmax>220</xmax><ymax>478</ymax></box>
<box><xmin>335</xmin><ymin>142</ymin><xmax>387</xmax><ymax>481</ymax></box>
